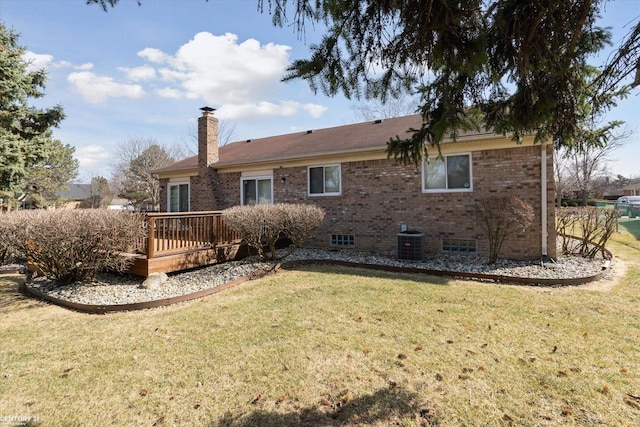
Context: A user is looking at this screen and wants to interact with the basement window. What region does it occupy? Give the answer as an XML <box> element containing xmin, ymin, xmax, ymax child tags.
<box><xmin>442</xmin><ymin>238</ymin><xmax>477</xmax><ymax>255</ymax></box>
<box><xmin>331</xmin><ymin>234</ymin><xmax>355</xmax><ymax>247</ymax></box>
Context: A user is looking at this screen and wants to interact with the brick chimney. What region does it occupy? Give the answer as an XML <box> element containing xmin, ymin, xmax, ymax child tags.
<box><xmin>198</xmin><ymin>106</ymin><xmax>219</xmax><ymax>173</ymax></box>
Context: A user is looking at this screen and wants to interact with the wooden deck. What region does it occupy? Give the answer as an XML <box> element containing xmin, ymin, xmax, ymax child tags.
<box><xmin>126</xmin><ymin>211</ymin><xmax>247</xmax><ymax>276</ymax></box>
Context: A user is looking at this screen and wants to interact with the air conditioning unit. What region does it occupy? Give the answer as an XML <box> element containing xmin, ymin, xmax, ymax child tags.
<box><xmin>397</xmin><ymin>231</ymin><xmax>424</xmax><ymax>261</ymax></box>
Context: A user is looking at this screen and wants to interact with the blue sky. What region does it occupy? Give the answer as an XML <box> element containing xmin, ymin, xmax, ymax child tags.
<box><xmin>1</xmin><ymin>0</ymin><xmax>639</xmax><ymax>181</ymax></box>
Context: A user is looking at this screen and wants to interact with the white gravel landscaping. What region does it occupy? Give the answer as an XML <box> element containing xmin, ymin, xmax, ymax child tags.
<box><xmin>23</xmin><ymin>245</ymin><xmax>610</xmax><ymax>307</ymax></box>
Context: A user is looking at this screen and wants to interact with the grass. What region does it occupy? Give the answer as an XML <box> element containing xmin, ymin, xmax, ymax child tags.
<box><xmin>617</xmin><ymin>217</ymin><xmax>640</xmax><ymax>241</ymax></box>
<box><xmin>1</xmin><ymin>232</ymin><xmax>640</xmax><ymax>426</ymax></box>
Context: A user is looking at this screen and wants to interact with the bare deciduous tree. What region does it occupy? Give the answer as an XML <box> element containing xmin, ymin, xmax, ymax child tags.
<box><xmin>177</xmin><ymin>120</ymin><xmax>238</xmax><ymax>157</ymax></box>
<box><xmin>556</xmin><ymin>207</ymin><xmax>618</xmax><ymax>258</ymax></box>
<box><xmin>555</xmin><ymin>126</ymin><xmax>631</xmax><ymax>205</ymax></box>
<box><xmin>476</xmin><ymin>196</ymin><xmax>534</xmax><ymax>264</ymax></box>
<box><xmin>111</xmin><ymin>138</ymin><xmax>178</xmax><ymax>211</ymax></box>
<box><xmin>351</xmin><ymin>96</ymin><xmax>419</xmax><ymax>121</ymax></box>
<box><xmin>80</xmin><ymin>176</ymin><xmax>111</xmax><ymax>209</ymax></box>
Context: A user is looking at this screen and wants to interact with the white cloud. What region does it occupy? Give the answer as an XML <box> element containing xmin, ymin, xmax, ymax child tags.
<box><xmin>74</xmin><ymin>144</ymin><xmax>111</xmax><ymax>170</ymax></box>
<box><xmin>54</xmin><ymin>60</ymin><xmax>73</xmax><ymax>69</ymax></box>
<box><xmin>118</xmin><ymin>65</ymin><xmax>156</xmax><ymax>81</ymax></box>
<box><xmin>134</xmin><ymin>32</ymin><xmax>329</xmax><ymax>119</ymax></box>
<box><xmin>155</xmin><ymin>87</ymin><xmax>183</xmax><ymax>99</ymax></box>
<box><xmin>157</xmin><ymin>68</ymin><xmax>187</xmax><ymax>83</ymax></box>
<box><xmin>302</xmin><ymin>104</ymin><xmax>328</xmax><ymax>118</ymax></box>
<box><xmin>76</xmin><ymin>62</ymin><xmax>94</xmax><ymax>71</ymax></box>
<box><xmin>138</xmin><ymin>47</ymin><xmax>170</xmax><ymax>64</ymax></box>
<box><xmin>23</xmin><ymin>52</ymin><xmax>92</xmax><ymax>72</ymax></box>
<box><xmin>62</xmin><ymin>31</ymin><xmax>325</xmax><ymax>118</ymax></box>
<box><xmin>67</xmin><ymin>71</ymin><xmax>145</xmax><ymax>104</ymax></box>
<box><xmin>144</xmin><ymin>32</ymin><xmax>291</xmax><ymax>104</ymax></box>
<box><xmin>23</xmin><ymin>51</ymin><xmax>54</xmax><ymax>72</ymax></box>
<box><xmin>217</xmin><ymin>101</ymin><xmax>327</xmax><ymax>121</ymax></box>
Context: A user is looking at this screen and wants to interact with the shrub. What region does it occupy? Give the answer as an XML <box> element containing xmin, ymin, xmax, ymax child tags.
<box><xmin>0</xmin><ymin>216</ymin><xmax>22</xmax><ymax>265</ymax></box>
<box><xmin>1</xmin><ymin>209</ymin><xmax>147</xmax><ymax>285</ymax></box>
<box><xmin>556</xmin><ymin>207</ymin><xmax>618</xmax><ymax>258</ymax></box>
<box><xmin>222</xmin><ymin>204</ymin><xmax>325</xmax><ymax>261</ymax></box>
<box><xmin>561</xmin><ymin>198</ymin><xmax>598</xmax><ymax>207</ymax></box>
<box><xmin>476</xmin><ymin>196</ymin><xmax>534</xmax><ymax>264</ymax></box>
<box><xmin>281</xmin><ymin>204</ymin><xmax>326</xmax><ymax>247</ymax></box>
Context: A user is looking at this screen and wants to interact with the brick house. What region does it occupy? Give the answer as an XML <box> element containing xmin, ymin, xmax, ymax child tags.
<box><xmin>154</xmin><ymin>108</ymin><xmax>556</xmax><ymax>260</ymax></box>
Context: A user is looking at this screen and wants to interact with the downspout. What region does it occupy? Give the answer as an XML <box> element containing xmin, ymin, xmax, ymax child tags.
<box><xmin>541</xmin><ymin>142</ymin><xmax>548</xmax><ymax>257</ymax></box>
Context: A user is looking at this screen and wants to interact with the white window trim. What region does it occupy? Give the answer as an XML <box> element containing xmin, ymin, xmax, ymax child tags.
<box><xmin>308</xmin><ymin>164</ymin><xmax>342</xmax><ymax>197</ymax></box>
<box><xmin>422</xmin><ymin>153</ymin><xmax>473</xmax><ymax>193</ymax></box>
<box><xmin>167</xmin><ymin>182</ymin><xmax>190</xmax><ymax>212</ymax></box>
<box><xmin>240</xmin><ymin>175</ymin><xmax>274</xmax><ymax>205</ymax></box>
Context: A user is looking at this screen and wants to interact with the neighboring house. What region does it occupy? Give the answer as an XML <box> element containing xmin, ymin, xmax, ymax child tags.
<box><xmin>154</xmin><ymin>108</ymin><xmax>556</xmax><ymax>260</ymax></box>
<box><xmin>107</xmin><ymin>197</ymin><xmax>134</xmax><ymax>211</ymax></box>
<box><xmin>58</xmin><ymin>183</ymin><xmax>93</xmax><ymax>209</ymax></box>
<box><xmin>622</xmin><ymin>179</ymin><xmax>640</xmax><ymax>196</ymax></box>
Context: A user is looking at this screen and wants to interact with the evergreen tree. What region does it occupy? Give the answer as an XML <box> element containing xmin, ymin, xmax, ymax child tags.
<box><xmin>21</xmin><ymin>137</ymin><xmax>78</xmax><ymax>208</ymax></box>
<box><xmin>555</xmin><ymin>67</ymin><xmax>630</xmax><ymax>206</ymax></box>
<box><xmin>0</xmin><ymin>22</ymin><xmax>65</xmax><ymax>199</ymax></box>
<box><xmin>87</xmin><ymin>0</ymin><xmax>638</xmax><ymax>163</ymax></box>
<box><xmin>271</xmin><ymin>0</ymin><xmax>618</xmax><ymax>163</ymax></box>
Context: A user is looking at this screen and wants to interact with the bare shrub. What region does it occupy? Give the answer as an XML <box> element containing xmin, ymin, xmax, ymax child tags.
<box><xmin>223</xmin><ymin>204</ymin><xmax>325</xmax><ymax>261</ymax></box>
<box><xmin>0</xmin><ymin>213</ymin><xmax>23</xmax><ymax>265</ymax></box>
<box><xmin>222</xmin><ymin>205</ymin><xmax>281</xmax><ymax>260</ymax></box>
<box><xmin>2</xmin><ymin>209</ymin><xmax>147</xmax><ymax>285</ymax></box>
<box><xmin>476</xmin><ymin>196</ymin><xmax>534</xmax><ymax>264</ymax></box>
<box><xmin>555</xmin><ymin>207</ymin><xmax>618</xmax><ymax>258</ymax></box>
<box><xmin>279</xmin><ymin>204</ymin><xmax>326</xmax><ymax>258</ymax></box>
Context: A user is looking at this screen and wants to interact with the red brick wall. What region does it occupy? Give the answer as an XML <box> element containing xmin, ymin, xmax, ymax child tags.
<box><xmin>159</xmin><ymin>179</ymin><xmax>167</xmax><ymax>211</ymax></box>
<box><xmin>162</xmin><ymin>143</ymin><xmax>556</xmax><ymax>260</ymax></box>
<box><xmin>189</xmin><ymin>170</ymin><xmax>241</xmax><ymax>212</ymax></box>
<box><xmin>289</xmin><ymin>145</ymin><xmax>554</xmax><ymax>260</ymax></box>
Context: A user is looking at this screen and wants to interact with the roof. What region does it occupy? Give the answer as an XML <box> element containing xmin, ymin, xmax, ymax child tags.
<box><xmin>154</xmin><ymin>114</ymin><xmax>495</xmax><ymax>173</ymax></box>
<box><xmin>59</xmin><ymin>183</ymin><xmax>92</xmax><ymax>200</ymax></box>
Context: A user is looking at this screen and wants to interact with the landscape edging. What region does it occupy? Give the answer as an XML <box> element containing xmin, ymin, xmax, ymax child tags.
<box><xmin>18</xmin><ymin>253</ymin><xmax>611</xmax><ymax>314</ymax></box>
<box><xmin>279</xmin><ymin>259</ymin><xmax>609</xmax><ymax>287</ymax></box>
<box><xmin>19</xmin><ymin>266</ymin><xmax>277</xmax><ymax>314</ymax></box>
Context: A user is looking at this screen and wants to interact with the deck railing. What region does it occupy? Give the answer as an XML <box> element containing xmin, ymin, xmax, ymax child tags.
<box><xmin>138</xmin><ymin>211</ymin><xmax>242</xmax><ymax>259</ymax></box>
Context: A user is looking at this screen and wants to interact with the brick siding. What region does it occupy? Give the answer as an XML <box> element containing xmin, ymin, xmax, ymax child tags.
<box><xmin>160</xmin><ymin>144</ymin><xmax>555</xmax><ymax>260</ymax></box>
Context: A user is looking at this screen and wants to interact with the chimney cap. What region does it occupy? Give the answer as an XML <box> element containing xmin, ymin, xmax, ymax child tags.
<box><xmin>200</xmin><ymin>106</ymin><xmax>216</xmax><ymax>113</ymax></box>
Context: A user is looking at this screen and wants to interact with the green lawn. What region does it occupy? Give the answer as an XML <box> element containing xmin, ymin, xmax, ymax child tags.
<box><xmin>618</xmin><ymin>217</ymin><xmax>640</xmax><ymax>240</ymax></box>
<box><xmin>1</xmin><ymin>231</ymin><xmax>639</xmax><ymax>426</ymax></box>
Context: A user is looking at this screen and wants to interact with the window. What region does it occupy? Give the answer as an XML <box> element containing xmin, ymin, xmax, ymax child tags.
<box><xmin>309</xmin><ymin>165</ymin><xmax>341</xmax><ymax>196</ymax></box>
<box><xmin>168</xmin><ymin>183</ymin><xmax>189</xmax><ymax>212</ymax></box>
<box><xmin>242</xmin><ymin>177</ymin><xmax>273</xmax><ymax>205</ymax></box>
<box><xmin>423</xmin><ymin>154</ymin><xmax>472</xmax><ymax>192</ymax></box>
<box><xmin>331</xmin><ymin>234</ymin><xmax>355</xmax><ymax>247</ymax></box>
<box><xmin>442</xmin><ymin>238</ymin><xmax>477</xmax><ymax>254</ymax></box>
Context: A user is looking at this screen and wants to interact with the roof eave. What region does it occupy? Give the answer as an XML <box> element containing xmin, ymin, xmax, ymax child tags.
<box><xmin>212</xmin><ymin>131</ymin><xmax>500</xmax><ymax>170</ymax></box>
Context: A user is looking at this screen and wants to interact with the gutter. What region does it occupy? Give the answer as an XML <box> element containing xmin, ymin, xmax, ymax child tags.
<box><xmin>213</xmin><ymin>133</ymin><xmax>529</xmax><ymax>171</ymax></box>
<box><xmin>541</xmin><ymin>142</ymin><xmax>548</xmax><ymax>257</ymax></box>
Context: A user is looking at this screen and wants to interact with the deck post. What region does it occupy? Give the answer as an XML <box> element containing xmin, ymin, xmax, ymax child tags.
<box><xmin>147</xmin><ymin>215</ymin><xmax>156</xmax><ymax>259</ymax></box>
<box><xmin>213</xmin><ymin>214</ymin><xmax>221</xmax><ymax>246</ymax></box>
